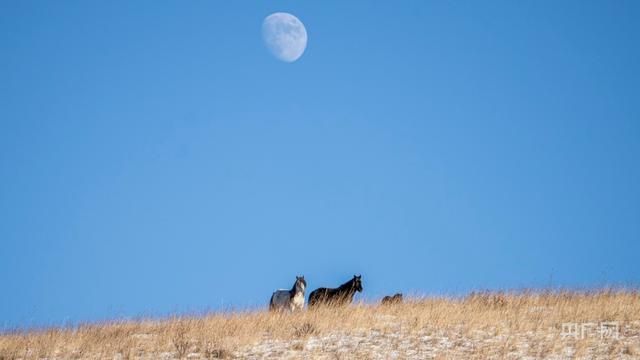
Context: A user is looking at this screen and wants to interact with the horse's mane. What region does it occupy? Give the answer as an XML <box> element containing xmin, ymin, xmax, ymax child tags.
<box><xmin>337</xmin><ymin>277</ymin><xmax>356</xmax><ymax>291</ymax></box>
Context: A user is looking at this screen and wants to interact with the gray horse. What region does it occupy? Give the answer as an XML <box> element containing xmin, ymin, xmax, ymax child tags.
<box><xmin>269</xmin><ymin>276</ymin><xmax>307</xmax><ymax>312</ymax></box>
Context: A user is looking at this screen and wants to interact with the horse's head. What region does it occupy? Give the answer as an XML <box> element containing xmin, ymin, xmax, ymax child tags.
<box><xmin>295</xmin><ymin>276</ymin><xmax>307</xmax><ymax>292</ymax></box>
<box><xmin>352</xmin><ymin>275</ymin><xmax>363</xmax><ymax>292</ymax></box>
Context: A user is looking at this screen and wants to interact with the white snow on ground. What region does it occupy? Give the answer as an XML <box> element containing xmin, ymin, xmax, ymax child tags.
<box><xmin>29</xmin><ymin>319</ymin><xmax>639</xmax><ymax>359</ymax></box>
<box><xmin>228</xmin><ymin>320</ymin><xmax>640</xmax><ymax>359</ymax></box>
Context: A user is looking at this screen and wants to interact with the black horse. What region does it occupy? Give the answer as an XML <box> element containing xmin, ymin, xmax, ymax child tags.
<box><xmin>308</xmin><ymin>275</ymin><xmax>363</xmax><ymax>307</ymax></box>
<box><xmin>381</xmin><ymin>293</ymin><xmax>403</xmax><ymax>305</ymax></box>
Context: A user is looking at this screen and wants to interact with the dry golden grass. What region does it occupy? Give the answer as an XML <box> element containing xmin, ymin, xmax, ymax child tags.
<box><xmin>1</xmin><ymin>289</ymin><xmax>639</xmax><ymax>359</ymax></box>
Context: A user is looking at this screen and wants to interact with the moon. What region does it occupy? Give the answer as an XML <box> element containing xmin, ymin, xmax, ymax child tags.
<box><xmin>262</xmin><ymin>12</ymin><xmax>307</xmax><ymax>62</ymax></box>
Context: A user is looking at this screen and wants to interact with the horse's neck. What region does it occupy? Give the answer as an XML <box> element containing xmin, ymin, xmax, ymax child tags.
<box><xmin>337</xmin><ymin>281</ymin><xmax>355</xmax><ymax>296</ymax></box>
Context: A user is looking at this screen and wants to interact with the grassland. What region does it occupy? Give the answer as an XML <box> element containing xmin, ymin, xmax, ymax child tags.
<box><xmin>2</xmin><ymin>289</ymin><xmax>639</xmax><ymax>359</ymax></box>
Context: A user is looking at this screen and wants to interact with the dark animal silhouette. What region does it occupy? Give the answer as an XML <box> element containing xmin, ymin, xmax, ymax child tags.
<box><xmin>381</xmin><ymin>293</ymin><xmax>403</xmax><ymax>305</ymax></box>
<box><xmin>308</xmin><ymin>275</ymin><xmax>363</xmax><ymax>307</ymax></box>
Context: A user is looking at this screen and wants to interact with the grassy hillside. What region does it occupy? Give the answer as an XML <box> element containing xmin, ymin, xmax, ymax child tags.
<box><xmin>2</xmin><ymin>290</ymin><xmax>639</xmax><ymax>359</ymax></box>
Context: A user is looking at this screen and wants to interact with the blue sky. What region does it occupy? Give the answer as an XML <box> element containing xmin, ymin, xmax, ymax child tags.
<box><xmin>1</xmin><ymin>1</ymin><xmax>639</xmax><ymax>328</ymax></box>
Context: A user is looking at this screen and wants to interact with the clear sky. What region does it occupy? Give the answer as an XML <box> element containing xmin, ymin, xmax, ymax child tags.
<box><xmin>1</xmin><ymin>1</ymin><xmax>639</xmax><ymax>328</ymax></box>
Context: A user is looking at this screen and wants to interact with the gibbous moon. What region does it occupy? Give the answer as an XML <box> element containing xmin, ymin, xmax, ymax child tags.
<box><xmin>262</xmin><ymin>12</ymin><xmax>307</xmax><ymax>62</ymax></box>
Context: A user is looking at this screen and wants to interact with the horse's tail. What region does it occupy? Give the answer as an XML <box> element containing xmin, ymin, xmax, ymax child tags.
<box><xmin>307</xmin><ymin>289</ymin><xmax>320</xmax><ymax>308</ymax></box>
<box><xmin>269</xmin><ymin>292</ymin><xmax>276</xmax><ymax>311</ymax></box>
